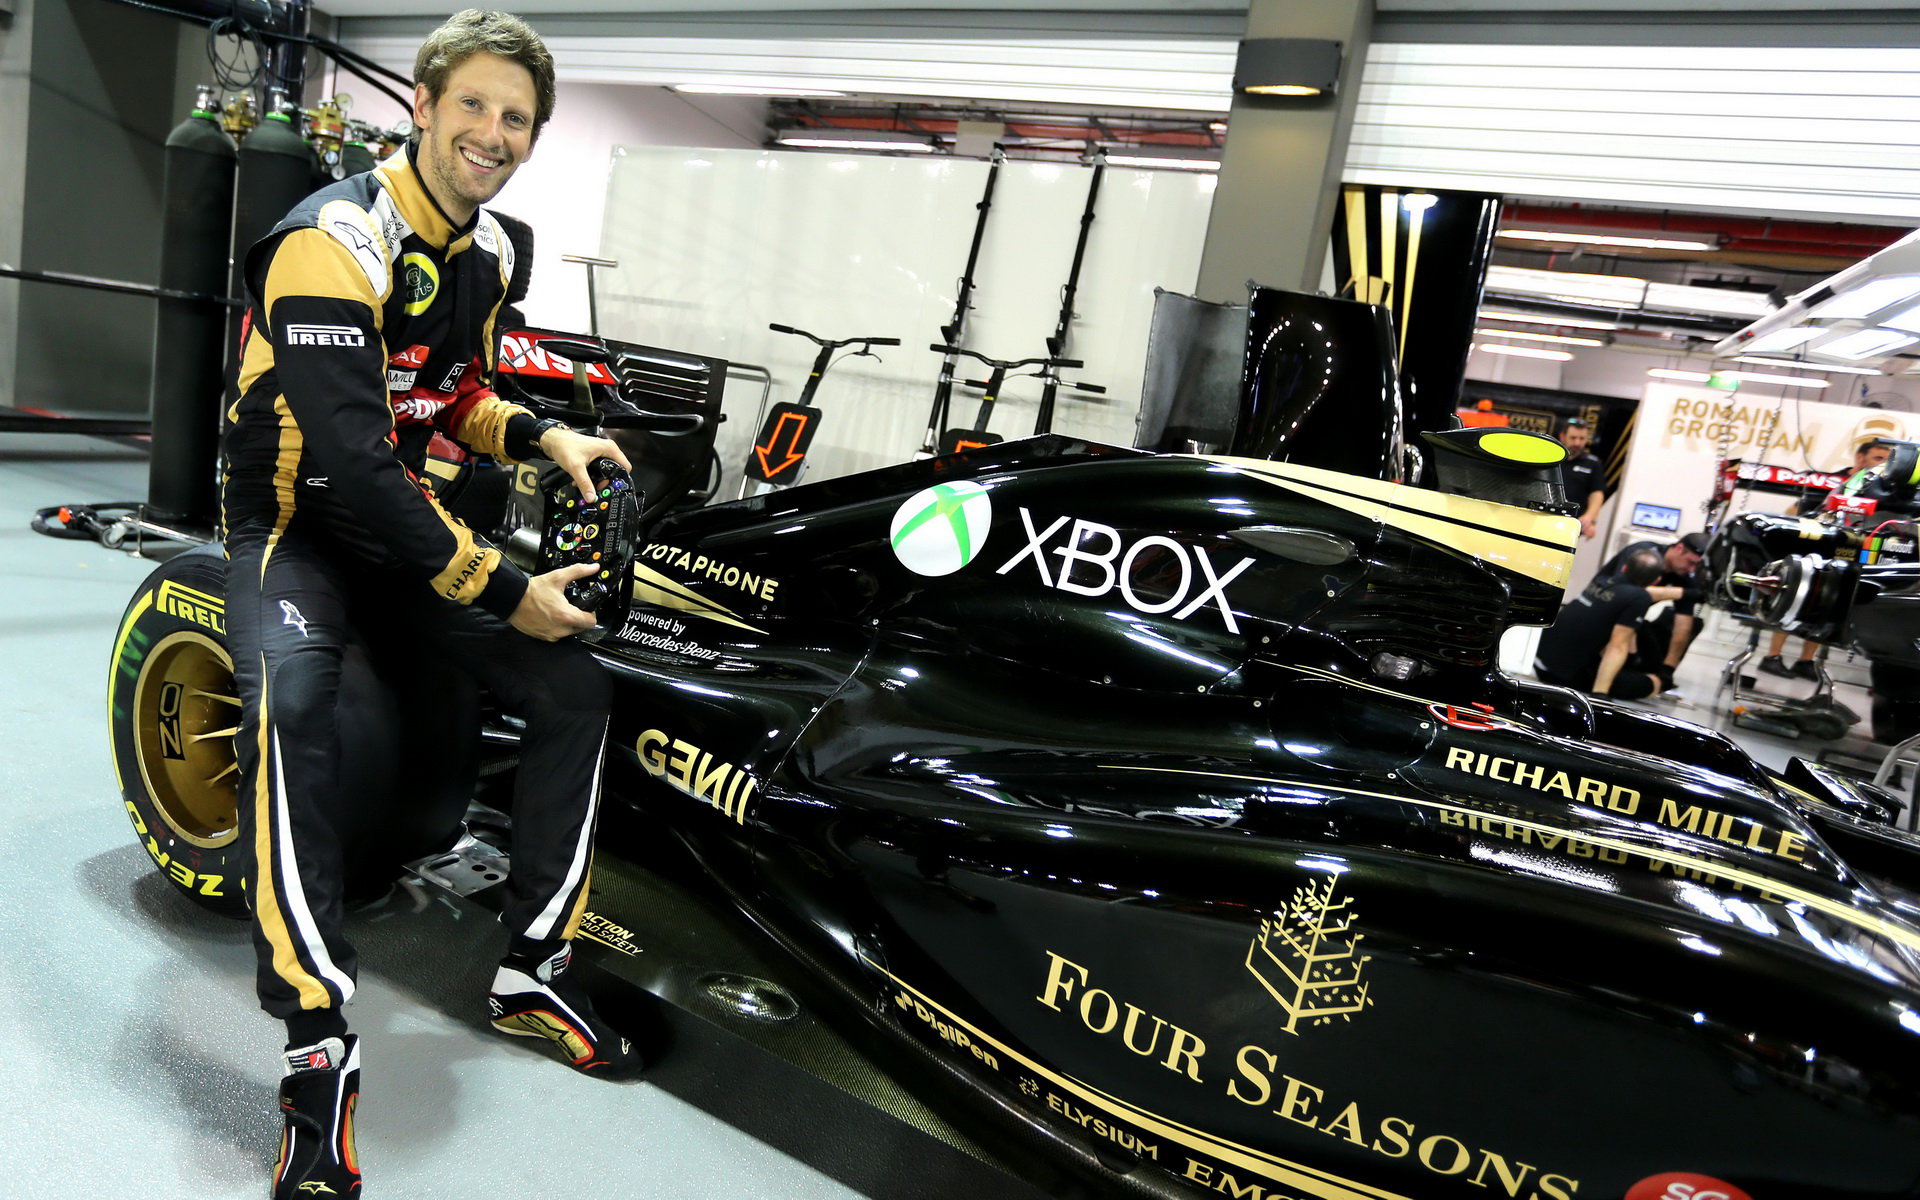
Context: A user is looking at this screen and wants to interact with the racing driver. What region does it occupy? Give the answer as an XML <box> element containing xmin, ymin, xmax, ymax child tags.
<box><xmin>220</xmin><ymin>11</ymin><xmax>642</xmax><ymax>1197</ymax></box>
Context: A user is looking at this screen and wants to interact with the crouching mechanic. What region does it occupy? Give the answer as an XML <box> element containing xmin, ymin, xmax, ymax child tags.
<box><xmin>220</xmin><ymin>12</ymin><xmax>642</xmax><ymax>1198</ymax></box>
<box><xmin>1533</xmin><ymin>549</ymin><xmax>1668</xmax><ymax>700</ymax></box>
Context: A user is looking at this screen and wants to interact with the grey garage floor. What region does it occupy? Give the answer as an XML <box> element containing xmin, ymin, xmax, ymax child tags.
<box><xmin>0</xmin><ymin>434</ymin><xmax>873</xmax><ymax>1200</ymax></box>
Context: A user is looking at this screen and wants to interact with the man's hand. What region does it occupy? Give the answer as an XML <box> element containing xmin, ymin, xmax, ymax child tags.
<box><xmin>1647</xmin><ymin>585</ymin><xmax>1685</xmax><ymax>603</ymax></box>
<box><xmin>1579</xmin><ymin>515</ymin><xmax>1598</xmax><ymax>540</ymax></box>
<box><xmin>510</xmin><ymin>562</ymin><xmax>600</xmax><ymax>641</ymax></box>
<box><xmin>539</xmin><ymin>425</ymin><xmax>632</xmax><ymax>499</ymax></box>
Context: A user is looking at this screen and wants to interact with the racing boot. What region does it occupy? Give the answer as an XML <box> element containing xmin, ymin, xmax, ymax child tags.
<box><xmin>488</xmin><ymin>942</ymin><xmax>645</xmax><ymax>1079</ymax></box>
<box><xmin>272</xmin><ymin>1035</ymin><xmax>361</xmax><ymax>1199</ymax></box>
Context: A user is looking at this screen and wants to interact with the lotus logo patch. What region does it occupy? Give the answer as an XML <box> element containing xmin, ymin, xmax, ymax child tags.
<box><xmin>1246</xmin><ymin>874</ymin><xmax>1372</xmax><ymax>1033</ymax></box>
<box><xmin>400</xmin><ymin>252</ymin><xmax>439</xmax><ymax>315</ymax></box>
<box><xmin>891</xmin><ymin>481</ymin><xmax>993</xmax><ymax>577</ymax></box>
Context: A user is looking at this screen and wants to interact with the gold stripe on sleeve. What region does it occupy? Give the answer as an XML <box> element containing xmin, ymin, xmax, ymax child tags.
<box><xmin>453</xmin><ymin>396</ymin><xmax>531</xmax><ymax>461</ymax></box>
<box><xmin>261</xmin><ymin>228</ymin><xmax>385</xmax><ymax>331</ymax></box>
<box><xmin>421</xmin><ymin>483</ymin><xmax>506</xmax><ymax>604</ymax></box>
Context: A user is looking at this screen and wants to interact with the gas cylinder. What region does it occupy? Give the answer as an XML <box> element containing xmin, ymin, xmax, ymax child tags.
<box><xmin>147</xmin><ymin>86</ymin><xmax>236</xmax><ymax>526</ymax></box>
<box><xmin>341</xmin><ymin>140</ymin><xmax>377</xmax><ymax>178</ymax></box>
<box><xmin>231</xmin><ymin>87</ymin><xmax>318</xmax><ymax>304</ymax></box>
<box><xmin>225</xmin><ymin>87</ymin><xmax>318</xmax><ymax>421</ymax></box>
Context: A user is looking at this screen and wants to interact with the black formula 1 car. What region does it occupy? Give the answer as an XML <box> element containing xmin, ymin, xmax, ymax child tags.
<box><xmin>109</xmin><ymin>293</ymin><xmax>1920</xmax><ymax>1200</ymax></box>
<box><xmin>1704</xmin><ymin>450</ymin><xmax>1920</xmax><ymax>743</ymax></box>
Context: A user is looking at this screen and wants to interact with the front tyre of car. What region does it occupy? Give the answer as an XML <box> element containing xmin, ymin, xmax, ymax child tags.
<box><xmin>107</xmin><ymin>545</ymin><xmax>249</xmax><ymax>917</ymax></box>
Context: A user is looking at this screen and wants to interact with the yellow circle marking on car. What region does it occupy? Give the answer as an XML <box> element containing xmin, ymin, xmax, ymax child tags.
<box><xmin>1479</xmin><ymin>431</ymin><xmax>1566</xmax><ymax>465</ymax></box>
<box><xmin>132</xmin><ymin>630</ymin><xmax>241</xmax><ymax>848</ymax></box>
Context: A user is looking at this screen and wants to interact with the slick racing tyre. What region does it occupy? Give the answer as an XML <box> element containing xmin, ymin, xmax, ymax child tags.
<box><xmin>108</xmin><ymin>546</ymin><xmax>487</xmax><ymax>919</ymax></box>
<box><xmin>108</xmin><ymin>546</ymin><xmax>248</xmax><ymax>917</ymax></box>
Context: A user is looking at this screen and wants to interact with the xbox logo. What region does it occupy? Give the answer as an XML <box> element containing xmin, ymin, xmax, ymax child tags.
<box><xmin>891</xmin><ymin>481</ymin><xmax>993</xmax><ymax>576</ymax></box>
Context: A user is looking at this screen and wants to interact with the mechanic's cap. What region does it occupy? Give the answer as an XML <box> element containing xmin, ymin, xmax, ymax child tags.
<box><xmin>1679</xmin><ymin>531</ymin><xmax>1709</xmax><ymax>555</ymax></box>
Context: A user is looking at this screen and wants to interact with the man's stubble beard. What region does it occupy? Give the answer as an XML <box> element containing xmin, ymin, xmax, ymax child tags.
<box><xmin>423</xmin><ymin>137</ymin><xmax>512</xmax><ymax>216</ymax></box>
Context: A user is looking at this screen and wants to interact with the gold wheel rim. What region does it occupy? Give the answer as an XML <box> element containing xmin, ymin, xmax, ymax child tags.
<box><xmin>131</xmin><ymin>630</ymin><xmax>240</xmax><ymax>849</ymax></box>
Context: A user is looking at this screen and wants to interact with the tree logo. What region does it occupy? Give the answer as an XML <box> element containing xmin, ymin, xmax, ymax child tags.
<box><xmin>1246</xmin><ymin>874</ymin><xmax>1374</xmax><ymax>1034</ymax></box>
<box><xmin>891</xmin><ymin>481</ymin><xmax>993</xmax><ymax>576</ymax></box>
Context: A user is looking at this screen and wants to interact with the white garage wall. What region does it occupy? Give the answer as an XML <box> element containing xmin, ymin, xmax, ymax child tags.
<box><xmin>1349</xmin><ymin>42</ymin><xmax>1920</xmax><ymax>221</ymax></box>
<box><xmin>595</xmin><ymin>147</ymin><xmax>1213</xmax><ymax>495</ymax></box>
<box><xmin>333</xmin><ymin>79</ymin><xmax>769</xmax><ymax>333</ymax></box>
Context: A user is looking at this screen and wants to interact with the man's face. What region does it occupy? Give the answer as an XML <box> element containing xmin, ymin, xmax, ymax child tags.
<box><xmin>412</xmin><ymin>52</ymin><xmax>537</xmax><ymax>222</ymax></box>
<box><xmin>1859</xmin><ymin>444</ymin><xmax>1892</xmax><ymax>471</ymax></box>
<box><xmin>1560</xmin><ymin>425</ymin><xmax>1591</xmax><ymax>455</ymax></box>
<box><xmin>1667</xmin><ymin>542</ymin><xmax>1703</xmax><ymax>576</ymax></box>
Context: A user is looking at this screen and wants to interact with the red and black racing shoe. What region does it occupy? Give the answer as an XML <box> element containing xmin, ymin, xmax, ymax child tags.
<box><xmin>272</xmin><ymin>1035</ymin><xmax>361</xmax><ymax>1199</ymax></box>
<box><xmin>487</xmin><ymin>944</ymin><xmax>645</xmax><ymax>1079</ymax></box>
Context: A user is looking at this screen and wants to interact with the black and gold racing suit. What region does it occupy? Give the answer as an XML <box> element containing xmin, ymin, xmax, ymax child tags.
<box><xmin>222</xmin><ymin>144</ymin><xmax>609</xmax><ymax>1026</ymax></box>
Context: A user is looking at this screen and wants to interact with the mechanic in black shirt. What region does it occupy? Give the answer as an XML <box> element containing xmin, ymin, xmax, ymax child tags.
<box><xmin>222</xmin><ymin>14</ymin><xmax>641</xmax><ymax>1199</ymax></box>
<box><xmin>1535</xmin><ymin>548</ymin><xmax>1667</xmax><ymax>699</ymax></box>
<box><xmin>1595</xmin><ymin>531</ymin><xmax>1706</xmax><ymax>691</ymax></box>
<box><xmin>1557</xmin><ymin>417</ymin><xmax>1606</xmax><ymax>540</ymax></box>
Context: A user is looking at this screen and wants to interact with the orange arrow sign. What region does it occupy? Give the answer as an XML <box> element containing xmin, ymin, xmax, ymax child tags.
<box><xmin>754</xmin><ymin>410</ymin><xmax>812</xmax><ymax>478</ymax></box>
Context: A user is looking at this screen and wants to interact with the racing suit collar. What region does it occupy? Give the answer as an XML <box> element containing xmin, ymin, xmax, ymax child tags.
<box><xmin>377</xmin><ymin>141</ymin><xmax>480</xmax><ymax>255</ymax></box>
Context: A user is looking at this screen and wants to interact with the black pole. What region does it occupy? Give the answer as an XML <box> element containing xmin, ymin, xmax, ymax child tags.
<box><xmin>99</xmin><ymin>0</ymin><xmax>297</xmax><ymax>31</ymax></box>
<box><xmin>1035</xmin><ymin>160</ymin><xmax>1103</xmax><ymax>435</ymax></box>
<box><xmin>920</xmin><ymin>152</ymin><xmax>1001</xmax><ymax>453</ymax></box>
<box><xmin>268</xmin><ymin>0</ymin><xmax>313</xmax><ymax>101</ymax></box>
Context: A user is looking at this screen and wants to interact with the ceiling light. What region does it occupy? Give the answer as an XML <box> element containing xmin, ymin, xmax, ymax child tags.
<box><xmin>776</xmin><ymin>130</ymin><xmax>937</xmax><ymax>153</ymax></box>
<box><xmin>1808</xmin><ymin>276</ymin><xmax>1920</xmax><ymax>320</ymax></box>
<box><xmin>1103</xmin><ymin>153</ymin><xmax>1220</xmax><ymax>172</ymax></box>
<box><xmin>674</xmin><ymin>83</ymin><xmax>850</xmax><ymax>98</ymax></box>
<box><xmin>1488</xmin><ymin>264</ymin><xmax>1646</xmax><ymax>306</ymax></box>
<box><xmin>1739</xmin><ymin>327</ymin><xmax>1823</xmax><ymax>353</ymax></box>
<box><xmin>1545</xmin><ymin>294</ymin><xmax>1641</xmax><ymax>309</ymax></box>
<box><xmin>1649</xmin><ymin>369</ymin><xmax>1712</xmax><ymax>382</ymax></box>
<box><xmin>1644</xmin><ymin>281</ymin><xmax>1772</xmax><ymax>318</ymax></box>
<box><xmin>1233</xmin><ymin>38</ymin><xmax>1341</xmax><ymax>97</ymax></box>
<box><xmin>1498</xmin><ymin>230</ymin><xmax>1717</xmax><ymax>253</ymax></box>
<box><xmin>1479</xmin><ymin>309</ymin><xmax>1620</xmax><ymax>331</ymax></box>
<box><xmin>1877</xmin><ymin>303</ymin><xmax>1920</xmax><ymax>335</ymax></box>
<box><xmin>1722</xmin><ymin>370</ymin><xmax>1828</xmax><ymax>389</ymax></box>
<box><xmin>1729</xmin><ymin>355</ymin><xmax>1880</xmax><ymax>376</ymax></box>
<box><xmin>1816</xmin><ymin>329</ymin><xmax>1920</xmax><ymax>360</ymax></box>
<box><xmin>1474</xmin><ymin>344</ymin><xmax>1574</xmax><ymax>361</ymax></box>
<box><xmin>1473</xmin><ymin>328</ymin><xmax>1605</xmax><ymax>347</ymax></box>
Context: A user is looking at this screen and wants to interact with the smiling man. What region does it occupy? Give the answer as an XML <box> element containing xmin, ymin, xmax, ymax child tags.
<box><xmin>221</xmin><ymin>12</ymin><xmax>643</xmax><ymax>1199</ymax></box>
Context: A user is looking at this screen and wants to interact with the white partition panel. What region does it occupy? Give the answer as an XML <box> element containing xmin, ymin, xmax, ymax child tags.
<box><xmin>597</xmin><ymin>147</ymin><xmax>1211</xmax><ymax>496</ymax></box>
